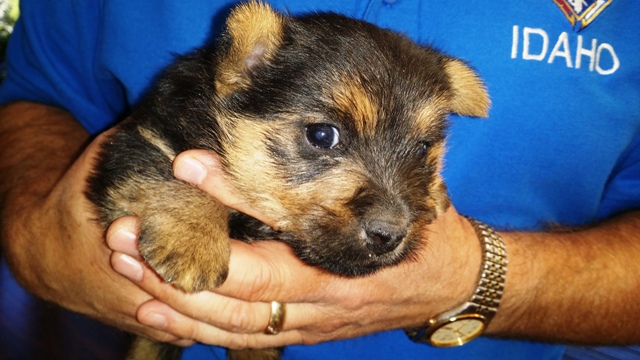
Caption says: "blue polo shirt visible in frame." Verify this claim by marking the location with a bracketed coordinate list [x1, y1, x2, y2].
[1, 1, 638, 359]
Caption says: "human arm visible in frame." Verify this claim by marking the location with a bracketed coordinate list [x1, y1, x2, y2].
[492, 213, 640, 343]
[0, 101, 193, 345]
[108, 149, 640, 349]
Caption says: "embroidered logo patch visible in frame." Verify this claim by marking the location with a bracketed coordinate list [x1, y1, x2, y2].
[553, 0, 613, 31]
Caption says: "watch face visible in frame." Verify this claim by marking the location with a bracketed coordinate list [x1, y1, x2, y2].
[429, 315, 486, 347]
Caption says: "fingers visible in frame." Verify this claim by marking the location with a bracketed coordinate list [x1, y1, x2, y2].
[217, 240, 329, 302]
[106, 216, 141, 258]
[106, 216, 331, 327]
[125, 256, 316, 347]
[107, 227, 271, 336]
[106, 217, 196, 345]
[138, 298, 306, 349]
[105, 216, 297, 302]
[173, 150, 275, 227]
[107, 216, 144, 281]
[108, 228, 330, 344]
[125, 249, 317, 336]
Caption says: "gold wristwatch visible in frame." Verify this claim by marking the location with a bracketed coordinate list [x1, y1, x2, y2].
[406, 216, 507, 347]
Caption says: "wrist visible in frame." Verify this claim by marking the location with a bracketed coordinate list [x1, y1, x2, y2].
[407, 216, 507, 346]
[436, 212, 484, 313]
[483, 231, 537, 336]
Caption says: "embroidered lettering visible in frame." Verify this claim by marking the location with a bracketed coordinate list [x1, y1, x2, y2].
[576, 35, 596, 71]
[548, 32, 572, 68]
[511, 25, 619, 75]
[595, 43, 619, 75]
[522, 27, 548, 61]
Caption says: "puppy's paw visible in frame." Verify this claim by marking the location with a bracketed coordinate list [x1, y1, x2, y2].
[138, 217, 231, 293]
[142, 244, 230, 293]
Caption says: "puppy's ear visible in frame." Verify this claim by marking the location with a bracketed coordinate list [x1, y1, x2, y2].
[216, 1, 285, 96]
[443, 59, 491, 118]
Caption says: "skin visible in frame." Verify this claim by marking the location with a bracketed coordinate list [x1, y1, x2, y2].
[128, 151, 640, 347]
[2, 101, 640, 352]
[0, 102, 190, 346]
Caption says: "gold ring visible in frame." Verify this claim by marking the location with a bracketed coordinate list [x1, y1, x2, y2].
[264, 301, 286, 335]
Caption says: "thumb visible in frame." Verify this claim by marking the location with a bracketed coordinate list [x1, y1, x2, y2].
[172, 149, 276, 227]
[216, 239, 330, 302]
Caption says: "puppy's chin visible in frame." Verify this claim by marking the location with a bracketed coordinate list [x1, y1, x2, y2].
[281, 233, 419, 277]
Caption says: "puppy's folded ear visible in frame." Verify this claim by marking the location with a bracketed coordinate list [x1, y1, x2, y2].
[444, 59, 491, 118]
[216, 1, 285, 96]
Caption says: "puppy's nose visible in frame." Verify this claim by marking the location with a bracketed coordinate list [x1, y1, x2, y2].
[364, 220, 407, 255]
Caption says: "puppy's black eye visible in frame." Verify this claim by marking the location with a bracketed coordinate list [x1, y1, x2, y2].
[417, 141, 429, 157]
[306, 124, 340, 149]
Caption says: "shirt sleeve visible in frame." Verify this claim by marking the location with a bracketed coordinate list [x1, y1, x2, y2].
[0, 0, 127, 134]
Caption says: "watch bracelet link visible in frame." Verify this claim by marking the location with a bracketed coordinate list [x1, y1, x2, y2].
[405, 216, 508, 342]
[466, 216, 507, 319]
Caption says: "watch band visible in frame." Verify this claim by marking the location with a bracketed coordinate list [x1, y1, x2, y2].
[464, 216, 508, 320]
[405, 216, 507, 345]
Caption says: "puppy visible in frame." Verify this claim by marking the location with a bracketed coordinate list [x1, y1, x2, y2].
[86, 2, 489, 359]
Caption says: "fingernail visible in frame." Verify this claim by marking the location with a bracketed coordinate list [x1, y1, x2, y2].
[107, 227, 136, 249]
[175, 156, 206, 185]
[144, 313, 168, 330]
[114, 253, 143, 282]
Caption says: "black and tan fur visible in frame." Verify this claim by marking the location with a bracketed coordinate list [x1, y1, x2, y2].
[86, 2, 489, 359]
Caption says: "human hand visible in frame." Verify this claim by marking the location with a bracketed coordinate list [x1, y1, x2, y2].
[0, 104, 192, 346]
[109, 149, 482, 349]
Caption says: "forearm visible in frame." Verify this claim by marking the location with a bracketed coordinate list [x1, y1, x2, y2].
[0, 101, 90, 291]
[0, 101, 194, 343]
[489, 211, 640, 344]
[0, 101, 89, 204]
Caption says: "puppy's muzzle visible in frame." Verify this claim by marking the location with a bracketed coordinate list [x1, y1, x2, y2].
[364, 219, 407, 255]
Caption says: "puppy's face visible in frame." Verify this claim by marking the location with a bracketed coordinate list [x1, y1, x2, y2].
[212, 3, 489, 276]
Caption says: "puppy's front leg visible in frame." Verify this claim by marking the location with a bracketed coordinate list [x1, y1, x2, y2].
[132, 179, 231, 293]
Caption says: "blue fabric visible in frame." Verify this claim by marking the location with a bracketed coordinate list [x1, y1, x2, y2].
[183, 331, 566, 360]
[1, 0, 639, 359]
